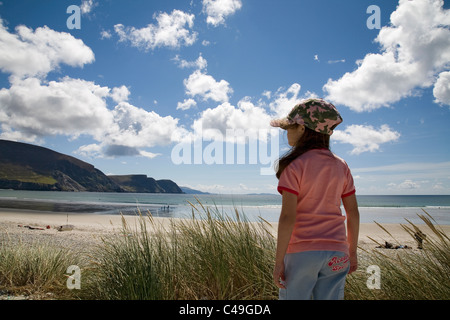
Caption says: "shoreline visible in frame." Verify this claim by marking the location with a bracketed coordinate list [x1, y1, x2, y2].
[1, 204, 449, 226]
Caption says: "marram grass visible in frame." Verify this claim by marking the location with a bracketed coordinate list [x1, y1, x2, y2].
[83, 199, 277, 300]
[0, 236, 84, 299]
[0, 204, 449, 300]
[345, 210, 450, 300]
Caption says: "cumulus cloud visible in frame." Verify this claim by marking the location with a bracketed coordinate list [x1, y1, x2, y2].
[0, 76, 181, 157]
[202, 0, 242, 26]
[184, 69, 233, 103]
[324, 0, 450, 111]
[0, 78, 183, 158]
[108, 102, 180, 148]
[0, 77, 112, 141]
[0, 21, 187, 159]
[191, 98, 272, 143]
[268, 83, 302, 117]
[333, 124, 401, 154]
[177, 98, 197, 110]
[76, 101, 183, 159]
[114, 10, 197, 50]
[110, 85, 130, 103]
[0, 19, 94, 78]
[185, 83, 320, 144]
[433, 71, 450, 106]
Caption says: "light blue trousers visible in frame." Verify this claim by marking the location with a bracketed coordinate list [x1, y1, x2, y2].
[279, 251, 350, 300]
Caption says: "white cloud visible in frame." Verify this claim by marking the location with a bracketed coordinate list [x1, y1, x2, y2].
[0, 21, 187, 160]
[433, 182, 445, 190]
[184, 69, 233, 103]
[75, 100, 183, 158]
[183, 183, 227, 193]
[433, 71, 450, 106]
[110, 85, 130, 103]
[202, 0, 242, 26]
[191, 97, 272, 143]
[333, 124, 400, 154]
[76, 143, 103, 158]
[262, 90, 271, 99]
[100, 30, 112, 39]
[80, 0, 97, 15]
[0, 76, 183, 159]
[324, 0, 450, 111]
[268, 83, 318, 118]
[327, 59, 345, 64]
[139, 150, 161, 159]
[385, 179, 422, 191]
[177, 98, 197, 110]
[397, 179, 421, 190]
[0, 77, 112, 141]
[105, 102, 181, 149]
[352, 162, 450, 194]
[173, 53, 207, 70]
[114, 10, 197, 50]
[0, 19, 94, 78]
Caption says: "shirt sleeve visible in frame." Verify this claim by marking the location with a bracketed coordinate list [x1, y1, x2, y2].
[277, 164, 300, 196]
[341, 163, 356, 198]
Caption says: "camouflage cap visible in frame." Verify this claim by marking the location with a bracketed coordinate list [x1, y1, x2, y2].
[270, 98, 342, 135]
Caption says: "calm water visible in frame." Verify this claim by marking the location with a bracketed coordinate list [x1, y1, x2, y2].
[0, 190, 449, 225]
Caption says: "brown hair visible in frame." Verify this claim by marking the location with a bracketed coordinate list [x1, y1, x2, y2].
[275, 124, 330, 179]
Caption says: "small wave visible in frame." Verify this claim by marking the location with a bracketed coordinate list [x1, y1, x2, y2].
[425, 206, 450, 209]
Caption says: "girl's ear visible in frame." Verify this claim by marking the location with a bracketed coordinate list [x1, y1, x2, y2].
[297, 125, 305, 135]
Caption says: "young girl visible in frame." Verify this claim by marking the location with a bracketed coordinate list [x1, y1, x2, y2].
[271, 98, 360, 300]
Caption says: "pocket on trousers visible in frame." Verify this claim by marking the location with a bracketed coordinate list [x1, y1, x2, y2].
[327, 254, 349, 273]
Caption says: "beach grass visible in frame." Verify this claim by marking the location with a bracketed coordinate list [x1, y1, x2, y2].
[0, 204, 449, 300]
[345, 210, 450, 300]
[82, 199, 277, 300]
[0, 236, 84, 299]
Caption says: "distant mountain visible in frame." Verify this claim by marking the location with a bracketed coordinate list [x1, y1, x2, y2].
[0, 139, 182, 193]
[109, 175, 182, 193]
[180, 186, 210, 194]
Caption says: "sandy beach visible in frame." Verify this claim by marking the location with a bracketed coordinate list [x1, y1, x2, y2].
[0, 209, 184, 252]
[1, 208, 448, 252]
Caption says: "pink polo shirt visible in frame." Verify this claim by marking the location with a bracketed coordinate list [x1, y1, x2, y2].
[277, 149, 355, 255]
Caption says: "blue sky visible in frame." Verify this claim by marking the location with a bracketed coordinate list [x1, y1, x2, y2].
[0, 0, 449, 195]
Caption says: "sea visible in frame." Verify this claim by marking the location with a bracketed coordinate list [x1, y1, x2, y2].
[0, 190, 449, 225]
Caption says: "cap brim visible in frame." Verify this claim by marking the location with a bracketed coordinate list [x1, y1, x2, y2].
[270, 118, 290, 128]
